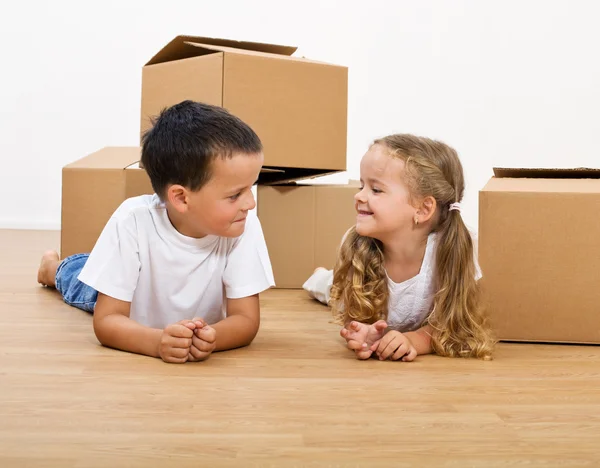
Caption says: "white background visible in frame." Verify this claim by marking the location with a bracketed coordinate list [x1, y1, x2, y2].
[1, 0, 599, 231]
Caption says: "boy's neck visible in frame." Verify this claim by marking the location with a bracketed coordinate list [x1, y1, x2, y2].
[165, 203, 208, 239]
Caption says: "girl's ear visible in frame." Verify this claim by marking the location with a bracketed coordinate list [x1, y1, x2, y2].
[417, 196, 437, 223]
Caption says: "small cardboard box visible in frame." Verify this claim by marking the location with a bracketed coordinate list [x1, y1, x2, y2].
[479, 167, 600, 344]
[257, 183, 359, 288]
[141, 35, 348, 184]
[61, 147, 152, 258]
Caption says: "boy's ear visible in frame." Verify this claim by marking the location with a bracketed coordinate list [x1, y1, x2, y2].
[417, 196, 437, 223]
[166, 185, 189, 213]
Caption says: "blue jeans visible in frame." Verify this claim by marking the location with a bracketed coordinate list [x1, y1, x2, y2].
[55, 254, 97, 313]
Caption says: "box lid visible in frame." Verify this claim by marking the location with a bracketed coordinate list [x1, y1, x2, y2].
[483, 167, 600, 194]
[494, 167, 600, 179]
[146, 35, 297, 66]
[64, 147, 141, 170]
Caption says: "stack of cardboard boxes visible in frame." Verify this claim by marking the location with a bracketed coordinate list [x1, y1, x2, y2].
[61, 35, 357, 288]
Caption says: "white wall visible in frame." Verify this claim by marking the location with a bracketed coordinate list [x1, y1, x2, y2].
[2, 0, 599, 231]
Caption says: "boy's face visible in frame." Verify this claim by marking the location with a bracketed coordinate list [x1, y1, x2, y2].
[170, 152, 264, 238]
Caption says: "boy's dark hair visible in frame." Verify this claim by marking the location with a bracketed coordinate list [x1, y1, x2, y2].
[141, 100, 263, 198]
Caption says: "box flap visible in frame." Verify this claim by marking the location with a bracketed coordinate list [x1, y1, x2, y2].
[494, 167, 600, 179]
[105, 148, 340, 184]
[65, 147, 141, 170]
[279, 179, 360, 188]
[146, 35, 297, 65]
[184, 42, 328, 64]
[258, 167, 342, 185]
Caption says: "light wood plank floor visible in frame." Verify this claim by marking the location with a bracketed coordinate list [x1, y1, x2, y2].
[1, 229, 600, 467]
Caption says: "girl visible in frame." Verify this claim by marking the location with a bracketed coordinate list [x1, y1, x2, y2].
[303, 134, 495, 361]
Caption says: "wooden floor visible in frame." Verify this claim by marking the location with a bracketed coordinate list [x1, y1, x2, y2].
[1, 230, 600, 467]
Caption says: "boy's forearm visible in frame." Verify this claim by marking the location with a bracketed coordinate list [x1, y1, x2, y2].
[211, 315, 259, 351]
[404, 325, 433, 356]
[93, 314, 162, 358]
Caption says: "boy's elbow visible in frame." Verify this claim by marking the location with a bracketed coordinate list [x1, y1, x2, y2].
[92, 293, 132, 348]
[245, 317, 260, 346]
[239, 316, 260, 347]
[93, 312, 123, 348]
[92, 315, 110, 346]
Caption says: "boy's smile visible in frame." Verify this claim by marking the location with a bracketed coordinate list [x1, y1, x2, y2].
[167, 152, 264, 239]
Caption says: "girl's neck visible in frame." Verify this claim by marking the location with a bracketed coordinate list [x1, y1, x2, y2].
[382, 231, 430, 283]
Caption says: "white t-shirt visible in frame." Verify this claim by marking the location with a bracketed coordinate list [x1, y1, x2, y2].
[78, 194, 275, 329]
[302, 232, 482, 332]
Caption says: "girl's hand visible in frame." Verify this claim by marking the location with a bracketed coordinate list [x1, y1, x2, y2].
[340, 320, 388, 360]
[372, 330, 417, 362]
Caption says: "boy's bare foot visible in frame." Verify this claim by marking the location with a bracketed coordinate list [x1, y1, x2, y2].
[37, 250, 60, 288]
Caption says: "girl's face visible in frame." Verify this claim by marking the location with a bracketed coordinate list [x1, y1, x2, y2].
[354, 144, 418, 242]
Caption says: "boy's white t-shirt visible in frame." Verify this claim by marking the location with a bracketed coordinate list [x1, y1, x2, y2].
[302, 232, 482, 332]
[78, 194, 275, 329]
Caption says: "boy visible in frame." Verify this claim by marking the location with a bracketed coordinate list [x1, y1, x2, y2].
[37, 100, 275, 363]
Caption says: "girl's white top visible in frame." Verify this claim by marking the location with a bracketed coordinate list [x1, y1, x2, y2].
[302, 232, 482, 331]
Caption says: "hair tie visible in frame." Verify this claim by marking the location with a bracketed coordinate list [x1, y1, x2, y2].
[449, 202, 461, 212]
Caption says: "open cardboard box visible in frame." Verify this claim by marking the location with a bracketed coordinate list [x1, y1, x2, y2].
[479, 167, 600, 344]
[140, 35, 348, 185]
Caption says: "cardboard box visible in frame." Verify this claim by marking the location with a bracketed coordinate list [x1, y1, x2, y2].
[61, 147, 152, 258]
[479, 167, 600, 344]
[257, 183, 359, 288]
[140, 35, 348, 184]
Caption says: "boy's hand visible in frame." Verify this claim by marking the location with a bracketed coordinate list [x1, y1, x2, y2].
[188, 318, 217, 362]
[158, 320, 196, 363]
[372, 330, 417, 362]
[340, 320, 388, 360]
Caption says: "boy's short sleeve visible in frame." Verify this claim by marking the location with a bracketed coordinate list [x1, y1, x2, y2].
[77, 213, 141, 302]
[223, 211, 275, 299]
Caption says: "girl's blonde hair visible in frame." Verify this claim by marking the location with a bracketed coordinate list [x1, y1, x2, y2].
[330, 134, 495, 359]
